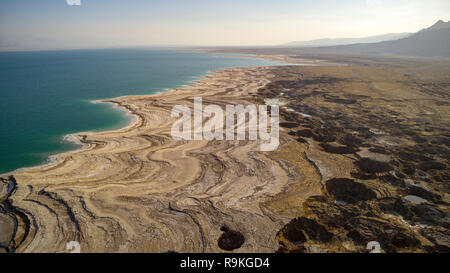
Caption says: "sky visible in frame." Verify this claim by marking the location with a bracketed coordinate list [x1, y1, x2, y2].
[0, 0, 449, 49]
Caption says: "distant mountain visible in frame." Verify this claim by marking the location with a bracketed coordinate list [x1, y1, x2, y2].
[300, 20, 450, 57]
[282, 33, 411, 47]
[417, 19, 450, 33]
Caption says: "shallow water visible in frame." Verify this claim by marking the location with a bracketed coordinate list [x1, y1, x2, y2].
[0, 49, 283, 174]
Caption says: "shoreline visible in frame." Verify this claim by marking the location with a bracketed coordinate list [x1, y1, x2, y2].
[1, 99, 142, 177]
[0, 49, 285, 177]
[3, 53, 448, 253]
[1, 53, 282, 177]
[7, 65, 303, 253]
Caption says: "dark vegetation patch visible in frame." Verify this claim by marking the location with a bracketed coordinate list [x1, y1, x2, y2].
[380, 174, 405, 187]
[325, 178, 376, 203]
[410, 204, 446, 225]
[378, 197, 415, 221]
[281, 111, 299, 122]
[353, 127, 374, 139]
[418, 161, 446, 171]
[412, 135, 427, 144]
[354, 158, 393, 174]
[394, 171, 406, 178]
[439, 137, 450, 148]
[338, 134, 364, 147]
[279, 217, 333, 244]
[296, 129, 314, 138]
[320, 143, 358, 154]
[397, 151, 433, 163]
[421, 227, 450, 252]
[279, 222, 307, 245]
[279, 122, 300, 128]
[430, 137, 450, 147]
[369, 146, 390, 155]
[415, 144, 443, 156]
[312, 128, 337, 142]
[346, 217, 421, 251]
[351, 172, 378, 180]
[324, 95, 357, 104]
[402, 166, 416, 175]
[406, 186, 442, 202]
[218, 225, 245, 251]
[300, 77, 343, 85]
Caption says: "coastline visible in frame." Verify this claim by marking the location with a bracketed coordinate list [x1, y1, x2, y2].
[52, 56, 284, 171]
[1, 99, 142, 177]
[5, 65, 306, 253]
[0, 49, 285, 177]
[0, 55, 274, 177]
[2, 53, 449, 253]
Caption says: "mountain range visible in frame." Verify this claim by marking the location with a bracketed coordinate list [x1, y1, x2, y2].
[289, 20, 450, 57]
[282, 33, 412, 47]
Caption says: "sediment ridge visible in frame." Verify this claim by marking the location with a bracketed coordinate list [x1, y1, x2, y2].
[2, 66, 304, 252]
[1, 58, 449, 253]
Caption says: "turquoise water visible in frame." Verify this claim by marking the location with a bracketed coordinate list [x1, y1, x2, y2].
[0, 49, 282, 174]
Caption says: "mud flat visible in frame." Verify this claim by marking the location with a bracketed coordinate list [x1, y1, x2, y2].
[1, 55, 449, 253]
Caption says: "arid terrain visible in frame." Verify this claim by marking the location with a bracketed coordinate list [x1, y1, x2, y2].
[1, 54, 449, 253]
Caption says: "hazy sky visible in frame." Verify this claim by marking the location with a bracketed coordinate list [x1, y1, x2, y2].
[0, 0, 449, 49]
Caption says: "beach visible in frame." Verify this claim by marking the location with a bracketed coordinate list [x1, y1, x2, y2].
[2, 66, 307, 252]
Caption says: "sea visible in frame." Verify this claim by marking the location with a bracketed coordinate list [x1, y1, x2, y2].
[0, 48, 283, 174]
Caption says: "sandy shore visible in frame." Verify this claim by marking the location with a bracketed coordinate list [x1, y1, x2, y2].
[3, 66, 318, 253]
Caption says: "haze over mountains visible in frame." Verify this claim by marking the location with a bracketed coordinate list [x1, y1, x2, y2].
[282, 33, 412, 47]
[289, 20, 450, 57]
